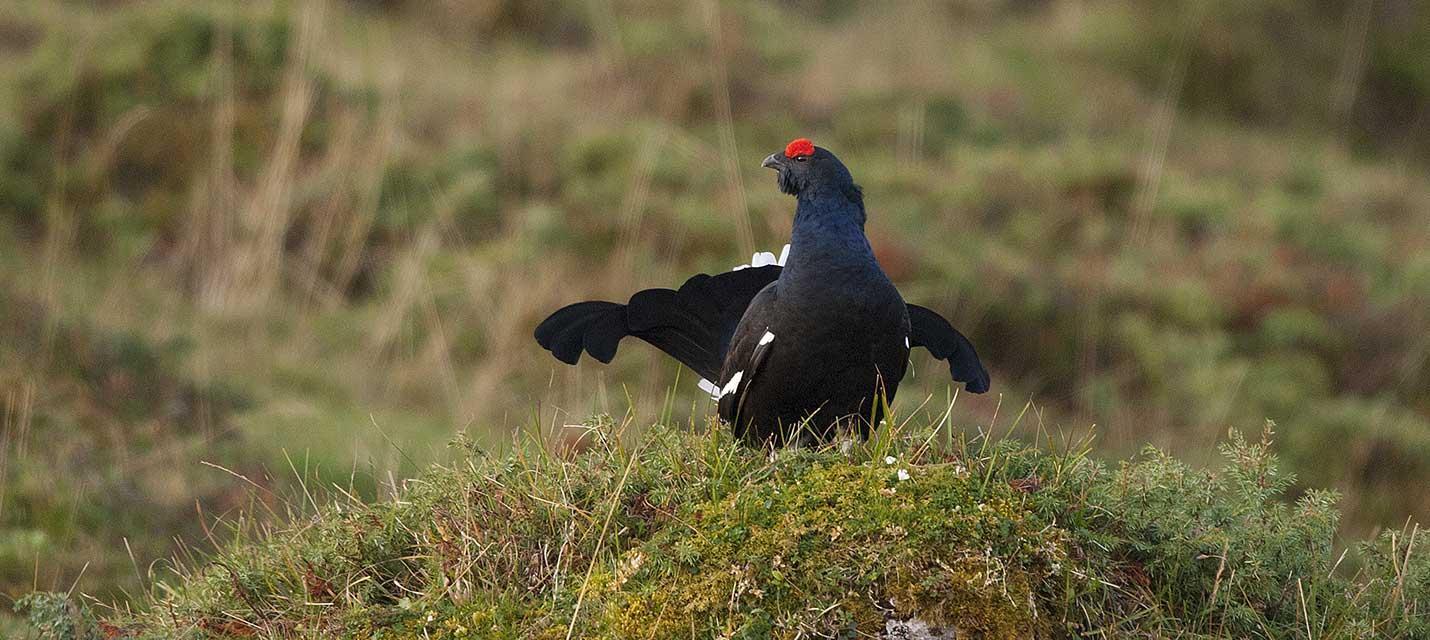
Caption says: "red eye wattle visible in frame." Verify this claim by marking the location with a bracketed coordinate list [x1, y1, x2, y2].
[784, 138, 814, 159]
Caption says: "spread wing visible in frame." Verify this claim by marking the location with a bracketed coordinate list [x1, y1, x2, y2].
[534, 265, 781, 382]
[907, 303, 990, 393]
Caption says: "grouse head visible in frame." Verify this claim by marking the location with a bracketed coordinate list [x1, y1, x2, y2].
[762, 138, 859, 202]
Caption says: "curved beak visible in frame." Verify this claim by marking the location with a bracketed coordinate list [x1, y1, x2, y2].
[761, 153, 783, 170]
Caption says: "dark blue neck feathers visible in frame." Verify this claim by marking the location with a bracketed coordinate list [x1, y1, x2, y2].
[785, 187, 875, 277]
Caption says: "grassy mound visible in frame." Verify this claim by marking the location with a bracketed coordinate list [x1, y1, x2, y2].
[22, 418, 1427, 639]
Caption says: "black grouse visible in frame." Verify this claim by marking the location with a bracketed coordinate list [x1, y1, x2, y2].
[535, 138, 989, 445]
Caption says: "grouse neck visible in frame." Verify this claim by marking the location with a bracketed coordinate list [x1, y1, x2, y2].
[782, 192, 875, 280]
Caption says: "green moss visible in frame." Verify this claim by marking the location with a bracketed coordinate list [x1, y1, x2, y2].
[606, 462, 1056, 638]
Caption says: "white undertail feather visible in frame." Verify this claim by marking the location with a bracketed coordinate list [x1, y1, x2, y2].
[905, 337, 914, 378]
[720, 371, 744, 398]
[732, 244, 791, 271]
[698, 378, 721, 400]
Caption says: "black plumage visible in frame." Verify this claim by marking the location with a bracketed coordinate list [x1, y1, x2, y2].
[535, 139, 989, 445]
[908, 304, 990, 394]
[534, 265, 782, 382]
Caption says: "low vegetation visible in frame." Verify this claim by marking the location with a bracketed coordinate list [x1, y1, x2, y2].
[18, 417, 1430, 639]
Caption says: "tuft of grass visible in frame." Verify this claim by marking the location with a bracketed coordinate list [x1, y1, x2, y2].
[13, 592, 103, 640]
[17, 416, 1415, 639]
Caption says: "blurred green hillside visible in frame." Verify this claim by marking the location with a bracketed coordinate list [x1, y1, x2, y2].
[0, 0, 1427, 627]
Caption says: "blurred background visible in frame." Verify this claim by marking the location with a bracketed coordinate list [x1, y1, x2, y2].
[0, 0, 1426, 624]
